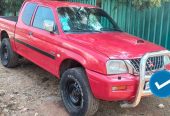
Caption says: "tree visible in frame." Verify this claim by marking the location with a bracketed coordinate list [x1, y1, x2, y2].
[5, 0, 24, 16]
[131, 0, 170, 9]
[117, 0, 170, 9]
[0, 0, 24, 16]
[0, 0, 6, 15]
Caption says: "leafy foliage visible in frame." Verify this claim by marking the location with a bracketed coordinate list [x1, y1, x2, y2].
[116, 0, 170, 9]
[0, 0, 24, 16]
[0, 0, 6, 15]
[6, 0, 24, 16]
[1, 0, 170, 16]
[131, 0, 170, 9]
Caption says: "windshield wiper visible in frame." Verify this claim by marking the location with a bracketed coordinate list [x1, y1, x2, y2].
[100, 28, 122, 32]
[81, 29, 102, 33]
[66, 28, 102, 33]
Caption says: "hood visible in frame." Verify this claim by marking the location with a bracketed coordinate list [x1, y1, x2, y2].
[66, 32, 165, 59]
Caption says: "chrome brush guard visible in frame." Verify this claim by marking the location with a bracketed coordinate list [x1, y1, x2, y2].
[120, 50, 170, 108]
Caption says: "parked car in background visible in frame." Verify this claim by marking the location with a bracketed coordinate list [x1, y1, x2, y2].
[0, 0, 170, 115]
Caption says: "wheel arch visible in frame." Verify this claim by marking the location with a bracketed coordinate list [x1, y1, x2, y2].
[0, 30, 9, 41]
[59, 58, 85, 77]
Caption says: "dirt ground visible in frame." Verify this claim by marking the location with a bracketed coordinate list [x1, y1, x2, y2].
[0, 60, 170, 116]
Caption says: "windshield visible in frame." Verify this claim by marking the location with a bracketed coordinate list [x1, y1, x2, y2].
[57, 7, 122, 33]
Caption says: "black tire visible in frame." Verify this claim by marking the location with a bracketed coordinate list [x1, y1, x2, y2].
[60, 68, 99, 116]
[0, 38, 19, 68]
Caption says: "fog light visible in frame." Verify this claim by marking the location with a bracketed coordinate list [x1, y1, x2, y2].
[112, 86, 127, 91]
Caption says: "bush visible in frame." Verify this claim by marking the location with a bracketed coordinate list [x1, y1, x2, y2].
[0, 0, 6, 15]
[117, 0, 170, 9]
[131, 0, 170, 9]
[0, 0, 24, 16]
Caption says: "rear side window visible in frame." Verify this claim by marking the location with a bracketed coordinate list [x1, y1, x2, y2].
[33, 6, 55, 30]
[22, 3, 37, 25]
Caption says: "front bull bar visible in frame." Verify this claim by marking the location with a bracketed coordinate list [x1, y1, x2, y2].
[120, 50, 170, 108]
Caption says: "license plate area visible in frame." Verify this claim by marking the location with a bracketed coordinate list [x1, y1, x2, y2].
[144, 81, 150, 90]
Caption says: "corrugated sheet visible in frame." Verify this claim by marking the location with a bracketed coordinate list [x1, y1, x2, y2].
[68, 0, 170, 50]
[101, 0, 170, 50]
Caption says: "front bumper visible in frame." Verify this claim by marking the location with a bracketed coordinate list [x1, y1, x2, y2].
[86, 50, 170, 108]
[86, 70, 139, 101]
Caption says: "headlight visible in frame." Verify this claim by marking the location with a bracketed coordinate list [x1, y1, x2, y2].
[164, 55, 170, 65]
[106, 60, 128, 74]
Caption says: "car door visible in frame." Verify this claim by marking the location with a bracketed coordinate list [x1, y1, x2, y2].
[15, 2, 37, 57]
[26, 6, 60, 74]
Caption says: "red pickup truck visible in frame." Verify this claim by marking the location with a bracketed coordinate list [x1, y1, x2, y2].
[0, 0, 170, 115]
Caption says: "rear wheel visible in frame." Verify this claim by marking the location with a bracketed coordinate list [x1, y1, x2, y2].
[0, 38, 19, 68]
[60, 68, 99, 116]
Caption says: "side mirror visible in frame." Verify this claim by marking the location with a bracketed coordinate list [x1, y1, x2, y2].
[43, 20, 55, 32]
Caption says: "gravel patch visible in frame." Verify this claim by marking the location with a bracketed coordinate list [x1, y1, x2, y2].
[0, 60, 170, 116]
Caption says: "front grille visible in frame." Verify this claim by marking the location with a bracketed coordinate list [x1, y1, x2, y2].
[130, 56, 164, 72]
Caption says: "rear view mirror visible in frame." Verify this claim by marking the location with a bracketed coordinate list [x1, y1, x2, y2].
[43, 20, 55, 32]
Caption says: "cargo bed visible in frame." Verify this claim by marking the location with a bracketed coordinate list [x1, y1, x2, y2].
[0, 16, 18, 22]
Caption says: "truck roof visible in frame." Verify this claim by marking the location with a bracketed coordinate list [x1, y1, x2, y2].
[26, 0, 97, 8]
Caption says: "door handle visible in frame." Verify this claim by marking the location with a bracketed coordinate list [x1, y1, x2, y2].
[28, 32, 33, 36]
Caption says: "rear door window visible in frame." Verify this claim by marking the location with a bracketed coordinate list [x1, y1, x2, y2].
[22, 3, 37, 25]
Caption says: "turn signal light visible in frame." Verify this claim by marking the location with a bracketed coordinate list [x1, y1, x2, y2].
[112, 86, 127, 91]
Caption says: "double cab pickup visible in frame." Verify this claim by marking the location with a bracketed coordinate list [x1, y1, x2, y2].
[0, 0, 170, 115]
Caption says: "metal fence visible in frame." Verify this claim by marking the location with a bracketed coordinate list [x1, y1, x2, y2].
[68, 0, 170, 50]
[101, 0, 170, 50]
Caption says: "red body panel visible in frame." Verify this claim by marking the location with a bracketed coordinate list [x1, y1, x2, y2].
[0, 0, 167, 102]
[86, 69, 138, 101]
[0, 18, 17, 51]
[66, 32, 165, 59]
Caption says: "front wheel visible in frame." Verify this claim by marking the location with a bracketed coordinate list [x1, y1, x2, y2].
[60, 68, 99, 116]
[0, 38, 19, 68]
